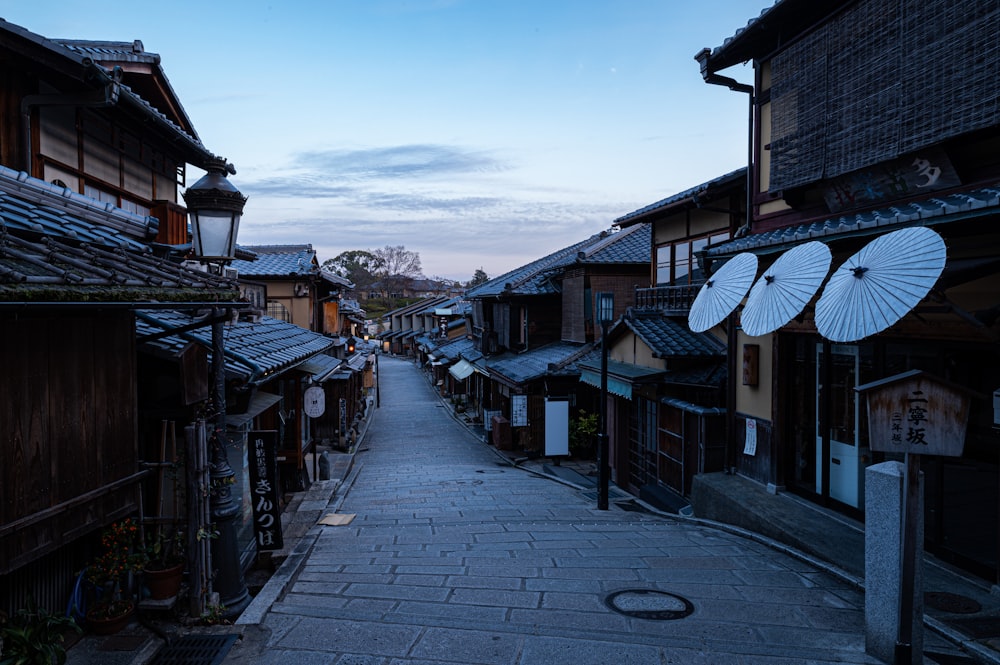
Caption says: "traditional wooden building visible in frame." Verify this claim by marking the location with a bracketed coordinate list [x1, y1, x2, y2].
[693, 0, 1000, 582]
[0, 19, 246, 614]
[464, 224, 650, 455]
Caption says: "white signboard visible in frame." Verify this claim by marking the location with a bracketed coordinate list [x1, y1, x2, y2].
[743, 418, 757, 456]
[511, 395, 528, 428]
[303, 385, 325, 418]
[544, 399, 569, 457]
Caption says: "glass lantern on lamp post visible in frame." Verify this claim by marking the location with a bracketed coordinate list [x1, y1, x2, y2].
[183, 158, 247, 264]
[183, 158, 251, 619]
[596, 292, 615, 511]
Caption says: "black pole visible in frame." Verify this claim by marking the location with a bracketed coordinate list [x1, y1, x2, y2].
[210, 311, 251, 619]
[376, 351, 381, 408]
[895, 453, 921, 664]
[598, 318, 610, 511]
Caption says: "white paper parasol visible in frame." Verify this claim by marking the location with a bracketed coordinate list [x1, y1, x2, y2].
[741, 241, 832, 337]
[688, 252, 758, 333]
[815, 226, 946, 342]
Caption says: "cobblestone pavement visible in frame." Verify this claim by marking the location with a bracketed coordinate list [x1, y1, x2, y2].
[225, 355, 962, 665]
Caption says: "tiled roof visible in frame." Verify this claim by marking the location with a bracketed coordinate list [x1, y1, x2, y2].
[0, 167, 237, 303]
[136, 311, 333, 383]
[571, 223, 650, 265]
[433, 336, 474, 362]
[467, 227, 648, 299]
[230, 245, 316, 277]
[486, 341, 592, 385]
[56, 39, 159, 66]
[0, 166, 156, 245]
[319, 269, 353, 288]
[624, 310, 725, 358]
[706, 184, 1000, 258]
[577, 357, 665, 381]
[615, 169, 746, 226]
[662, 362, 727, 388]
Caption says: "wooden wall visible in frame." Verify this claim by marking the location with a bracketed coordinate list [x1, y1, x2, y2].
[0, 311, 140, 575]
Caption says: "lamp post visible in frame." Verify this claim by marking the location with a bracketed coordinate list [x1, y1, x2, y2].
[183, 158, 251, 619]
[596, 292, 615, 511]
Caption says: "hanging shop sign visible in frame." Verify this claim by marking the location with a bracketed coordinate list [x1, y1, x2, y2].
[304, 385, 325, 418]
[248, 430, 284, 551]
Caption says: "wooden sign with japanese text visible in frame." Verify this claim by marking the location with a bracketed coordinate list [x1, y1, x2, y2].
[856, 370, 971, 457]
[248, 430, 284, 550]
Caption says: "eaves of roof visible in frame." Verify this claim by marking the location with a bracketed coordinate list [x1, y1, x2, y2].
[56, 38, 198, 139]
[0, 19, 224, 169]
[700, 1, 846, 75]
[706, 183, 1000, 259]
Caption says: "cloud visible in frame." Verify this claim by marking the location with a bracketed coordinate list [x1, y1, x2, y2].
[294, 144, 506, 180]
[234, 140, 635, 279]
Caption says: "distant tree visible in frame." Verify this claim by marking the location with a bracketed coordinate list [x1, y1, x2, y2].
[371, 245, 423, 307]
[430, 276, 461, 291]
[322, 250, 378, 292]
[465, 267, 489, 288]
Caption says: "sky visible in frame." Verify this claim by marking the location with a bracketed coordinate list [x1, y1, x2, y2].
[5, 1, 766, 282]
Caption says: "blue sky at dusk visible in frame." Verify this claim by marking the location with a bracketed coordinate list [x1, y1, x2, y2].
[5, 1, 766, 281]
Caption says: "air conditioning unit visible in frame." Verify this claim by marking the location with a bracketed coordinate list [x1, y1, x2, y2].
[294, 283, 309, 297]
[223, 267, 239, 280]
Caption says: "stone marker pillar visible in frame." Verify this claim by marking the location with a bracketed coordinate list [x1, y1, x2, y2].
[865, 461, 923, 664]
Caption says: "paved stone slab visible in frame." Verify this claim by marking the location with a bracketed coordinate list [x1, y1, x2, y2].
[226, 356, 903, 664]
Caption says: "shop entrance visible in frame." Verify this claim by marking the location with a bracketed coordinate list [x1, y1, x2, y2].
[815, 344, 864, 508]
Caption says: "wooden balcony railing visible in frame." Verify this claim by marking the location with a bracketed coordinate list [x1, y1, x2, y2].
[634, 283, 702, 315]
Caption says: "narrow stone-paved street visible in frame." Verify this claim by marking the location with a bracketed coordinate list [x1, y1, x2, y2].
[236, 355, 888, 664]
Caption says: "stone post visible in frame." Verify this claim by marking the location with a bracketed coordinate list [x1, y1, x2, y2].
[865, 461, 923, 664]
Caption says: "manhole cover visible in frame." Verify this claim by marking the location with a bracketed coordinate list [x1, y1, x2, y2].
[925, 591, 982, 614]
[150, 634, 238, 665]
[605, 589, 694, 620]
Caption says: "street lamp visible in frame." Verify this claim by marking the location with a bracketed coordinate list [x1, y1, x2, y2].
[184, 158, 251, 619]
[596, 292, 615, 511]
[183, 158, 247, 263]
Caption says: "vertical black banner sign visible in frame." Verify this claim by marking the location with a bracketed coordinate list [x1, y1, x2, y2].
[248, 430, 284, 551]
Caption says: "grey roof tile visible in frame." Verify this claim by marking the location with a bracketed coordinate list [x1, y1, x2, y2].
[625, 310, 725, 358]
[0, 168, 236, 302]
[707, 183, 1000, 257]
[230, 245, 316, 277]
[467, 225, 650, 299]
[486, 341, 592, 385]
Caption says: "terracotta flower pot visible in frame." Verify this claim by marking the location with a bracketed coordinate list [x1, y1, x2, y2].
[144, 562, 184, 600]
[86, 600, 134, 635]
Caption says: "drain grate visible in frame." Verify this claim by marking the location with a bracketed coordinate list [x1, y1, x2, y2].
[925, 591, 982, 614]
[150, 634, 238, 665]
[605, 589, 694, 621]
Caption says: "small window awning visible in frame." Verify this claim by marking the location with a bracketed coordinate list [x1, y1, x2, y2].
[225, 391, 281, 429]
[449, 359, 475, 381]
[578, 360, 665, 400]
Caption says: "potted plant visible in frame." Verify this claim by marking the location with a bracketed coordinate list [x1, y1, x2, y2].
[0, 597, 81, 665]
[569, 410, 598, 460]
[142, 526, 185, 600]
[84, 518, 146, 634]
